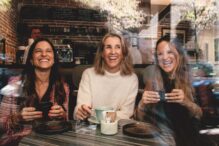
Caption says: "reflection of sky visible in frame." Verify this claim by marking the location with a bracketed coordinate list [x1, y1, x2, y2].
[192, 80, 211, 87]
[193, 77, 219, 101]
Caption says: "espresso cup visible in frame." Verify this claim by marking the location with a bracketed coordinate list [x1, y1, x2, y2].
[37, 101, 53, 120]
[158, 90, 166, 102]
[95, 106, 113, 122]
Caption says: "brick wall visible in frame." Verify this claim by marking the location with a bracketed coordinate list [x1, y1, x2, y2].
[18, 0, 106, 43]
[0, 0, 18, 64]
[17, 0, 106, 62]
[0, 0, 100, 64]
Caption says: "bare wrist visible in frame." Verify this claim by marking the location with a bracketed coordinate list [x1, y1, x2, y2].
[138, 100, 145, 112]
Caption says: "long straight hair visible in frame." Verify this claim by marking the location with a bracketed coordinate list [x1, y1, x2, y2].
[21, 38, 66, 107]
[94, 33, 134, 75]
[154, 35, 194, 101]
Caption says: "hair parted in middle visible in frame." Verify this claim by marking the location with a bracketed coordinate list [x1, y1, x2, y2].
[94, 32, 134, 75]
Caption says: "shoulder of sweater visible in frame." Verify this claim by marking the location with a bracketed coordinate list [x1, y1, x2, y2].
[83, 67, 95, 75]
[118, 73, 138, 83]
[126, 72, 138, 80]
[129, 73, 138, 83]
[84, 67, 94, 72]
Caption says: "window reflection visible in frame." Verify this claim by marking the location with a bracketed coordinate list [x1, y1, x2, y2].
[0, 0, 219, 144]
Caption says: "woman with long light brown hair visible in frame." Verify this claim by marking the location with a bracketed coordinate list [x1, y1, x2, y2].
[74, 33, 138, 120]
[135, 35, 206, 146]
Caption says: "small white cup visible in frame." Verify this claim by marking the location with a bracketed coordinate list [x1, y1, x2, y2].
[100, 120, 118, 135]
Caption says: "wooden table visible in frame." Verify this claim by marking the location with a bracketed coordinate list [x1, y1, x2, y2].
[19, 119, 175, 146]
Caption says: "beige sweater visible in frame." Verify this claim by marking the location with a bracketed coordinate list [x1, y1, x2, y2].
[74, 67, 138, 120]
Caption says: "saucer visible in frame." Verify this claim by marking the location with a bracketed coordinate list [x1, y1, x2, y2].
[123, 122, 160, 138]
[33, 120, 72, 134]
[88, 116, 99, 124]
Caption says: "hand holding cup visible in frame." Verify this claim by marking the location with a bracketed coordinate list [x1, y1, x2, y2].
[48, 104, 66, 119]
[142, 91, 160, 104]
[21, 107, 42, 121]
[37, 101, 53, 120]
[76, 104, 92, 120]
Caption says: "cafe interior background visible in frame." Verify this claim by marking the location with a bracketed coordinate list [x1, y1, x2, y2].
[0, 0, 219, 122]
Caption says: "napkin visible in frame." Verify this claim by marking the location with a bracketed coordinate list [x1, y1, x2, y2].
[0, 81, 22, 97]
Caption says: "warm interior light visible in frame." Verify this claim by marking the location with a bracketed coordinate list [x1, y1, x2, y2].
[0, 0, 11, 11]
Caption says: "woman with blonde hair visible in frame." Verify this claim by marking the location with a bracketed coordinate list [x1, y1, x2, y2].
[74, 33, 138, 120]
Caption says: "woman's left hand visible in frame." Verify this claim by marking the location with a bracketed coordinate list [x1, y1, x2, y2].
[165, 89, 186, 104]
[48, 105, 66, 119]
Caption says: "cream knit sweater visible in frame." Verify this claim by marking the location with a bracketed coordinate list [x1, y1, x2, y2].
[74, 67, 138, 120]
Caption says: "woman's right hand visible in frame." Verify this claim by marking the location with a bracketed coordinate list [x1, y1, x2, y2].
[142, 91, 160, 104]
[76, 104, 92, 120]
[21, 107, 42, 121]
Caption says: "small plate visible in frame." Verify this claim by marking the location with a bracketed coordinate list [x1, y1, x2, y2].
[123, 122, 160, 138]
[33, 120, 72, 135]
[88, 116, 99, 124]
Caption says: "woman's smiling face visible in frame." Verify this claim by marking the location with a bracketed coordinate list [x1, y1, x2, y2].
[102, 36, 123, 73]
[31, 41, 54, 70]
[156, 41, 179, 74]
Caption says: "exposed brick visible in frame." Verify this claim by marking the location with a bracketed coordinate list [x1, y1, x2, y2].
[0, 0, 18, 64]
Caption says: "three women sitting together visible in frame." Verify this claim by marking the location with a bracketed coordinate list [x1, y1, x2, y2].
[0, 33, 205, 146]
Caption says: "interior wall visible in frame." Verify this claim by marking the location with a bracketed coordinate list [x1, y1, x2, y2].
[0, 0, 18, 64]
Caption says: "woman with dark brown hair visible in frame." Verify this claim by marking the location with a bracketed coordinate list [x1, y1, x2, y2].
[0, 38, 69, 145]
[135, 35, 208, 146]
[74, 33, 138, 120]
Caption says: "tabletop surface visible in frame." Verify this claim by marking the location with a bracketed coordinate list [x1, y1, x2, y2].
[19, 119, 175, 146]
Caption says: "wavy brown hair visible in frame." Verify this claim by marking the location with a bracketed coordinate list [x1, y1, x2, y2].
[20, 38, 66, 108]
[94, 33, 133, 75]
[153, 35, 194, 101]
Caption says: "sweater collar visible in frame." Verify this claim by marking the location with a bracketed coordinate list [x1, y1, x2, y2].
[104, 69, 121, 76]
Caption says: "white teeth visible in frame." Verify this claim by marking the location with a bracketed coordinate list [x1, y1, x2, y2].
[163, 60, 172, 65]
[109, 56, 117, 60]
[39, 59, 49, 62]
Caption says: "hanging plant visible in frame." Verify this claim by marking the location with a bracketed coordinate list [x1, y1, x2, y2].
[74, 0, 146, 31]
[0, 0, 11, 11]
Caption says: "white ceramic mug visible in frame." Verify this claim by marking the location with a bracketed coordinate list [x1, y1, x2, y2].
[101, 120, 118, 135]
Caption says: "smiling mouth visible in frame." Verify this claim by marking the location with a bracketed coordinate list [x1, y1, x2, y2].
[108, 56, 118, 61]
[39, 58, 50, 62]
[162, 60, 173, 67]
